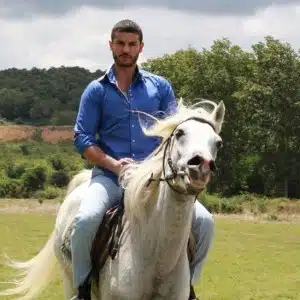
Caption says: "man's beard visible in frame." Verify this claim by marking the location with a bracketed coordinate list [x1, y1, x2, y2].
[113, 52, 139, 68]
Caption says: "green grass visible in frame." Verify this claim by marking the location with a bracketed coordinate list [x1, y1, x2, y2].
[0, 213, 300, 299]
[197, 218, 300, 299]
[0, 213, 63, 299]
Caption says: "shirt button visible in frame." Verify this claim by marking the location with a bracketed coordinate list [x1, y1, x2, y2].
[132, 154, 135, 157]
[132, 125, 135, 128]
[132, 139, 135, 143]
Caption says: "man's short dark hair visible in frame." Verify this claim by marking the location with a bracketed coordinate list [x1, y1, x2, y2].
[111, 19, 143, 42]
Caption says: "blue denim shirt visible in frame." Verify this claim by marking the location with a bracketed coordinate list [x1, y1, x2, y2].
[74, 64, 177, 179]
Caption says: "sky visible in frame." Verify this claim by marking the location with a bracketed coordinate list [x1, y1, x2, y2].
[1, 1, 300, 71]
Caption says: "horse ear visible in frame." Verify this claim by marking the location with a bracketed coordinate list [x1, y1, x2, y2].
[212, 101, 225, 133]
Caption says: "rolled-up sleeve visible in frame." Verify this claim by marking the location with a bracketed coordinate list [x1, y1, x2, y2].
[158, 78, 178, 117]
[74, 80, 104, 154]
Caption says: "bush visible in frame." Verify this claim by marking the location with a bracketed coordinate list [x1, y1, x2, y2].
[199, 193, 221, 213]
[5, 164, 26, 179]
[19, 144, 30, 155]
[35, 186, 63, 199]
[220, 199, 244, 214]
[22, 166, 47, 192]
[50, 170, 70, 187]
[0, 178, 24, 198]
[49, 156, 65, 171]
[257, 200, 268, 213]
[235, 192, 259, 203]
[199, 193, 244, 214]
[32, 128, 42, 141]
[274, 197, 300, 214]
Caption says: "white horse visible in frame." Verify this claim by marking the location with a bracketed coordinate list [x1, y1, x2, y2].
[1, 99, 225, 300]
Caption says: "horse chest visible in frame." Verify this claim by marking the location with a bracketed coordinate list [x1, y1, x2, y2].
[98, 256, 189, 300]
[98, 246, 155, 299]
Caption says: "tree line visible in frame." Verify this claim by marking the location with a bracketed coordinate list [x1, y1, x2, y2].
[1, 35, 300, 199]
[0, 66, 104, 125]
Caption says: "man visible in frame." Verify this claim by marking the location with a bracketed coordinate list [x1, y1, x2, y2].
[72, 19, 214, 300]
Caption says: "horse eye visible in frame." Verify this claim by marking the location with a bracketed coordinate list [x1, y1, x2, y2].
[216, 140, 223, 149]
[175, 129, 184, 139]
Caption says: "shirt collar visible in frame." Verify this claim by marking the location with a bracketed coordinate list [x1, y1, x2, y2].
[100, 63, 144, 84]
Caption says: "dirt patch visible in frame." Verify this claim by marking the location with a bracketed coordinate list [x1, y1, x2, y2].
[0, 125, 73, 143]
[0, 125, 35, 141]
[42, 126, 74, 143]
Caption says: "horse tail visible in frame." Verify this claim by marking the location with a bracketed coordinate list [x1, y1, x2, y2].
[0, 169, 92, 299]
[0, 231, 57, 300]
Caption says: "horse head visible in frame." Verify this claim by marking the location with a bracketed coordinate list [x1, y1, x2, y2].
[161, 99, 225, 195]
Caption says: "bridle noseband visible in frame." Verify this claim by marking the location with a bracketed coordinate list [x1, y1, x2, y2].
[146, 117, 216, 197]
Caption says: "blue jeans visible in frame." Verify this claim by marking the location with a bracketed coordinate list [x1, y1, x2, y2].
[71, 167, 214, 288]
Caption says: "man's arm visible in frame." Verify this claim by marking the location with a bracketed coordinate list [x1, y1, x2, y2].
[74, 81, 123, 174]
[158, 78, 178, 116]
[82, 146, 122, 175]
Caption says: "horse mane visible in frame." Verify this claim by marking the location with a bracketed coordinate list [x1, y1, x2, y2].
[119, 98, 221, 222]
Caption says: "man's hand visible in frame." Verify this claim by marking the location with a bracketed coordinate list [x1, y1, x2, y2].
[83, 146, 135, 175]
[114, 157, 134, 175]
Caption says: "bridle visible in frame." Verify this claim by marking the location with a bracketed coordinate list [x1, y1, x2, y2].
[146, 116, 217, 197]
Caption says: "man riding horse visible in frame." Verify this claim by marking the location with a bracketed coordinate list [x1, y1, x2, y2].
[71, 19, 215, 300]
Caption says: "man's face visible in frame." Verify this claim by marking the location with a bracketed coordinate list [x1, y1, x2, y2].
[109, 31, 144, 68]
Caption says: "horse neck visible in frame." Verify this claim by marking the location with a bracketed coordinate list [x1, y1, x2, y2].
[132, 183, 195, 276]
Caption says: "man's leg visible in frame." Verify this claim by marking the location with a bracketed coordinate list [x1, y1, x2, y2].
[70, 168, 123, 299]
[189, 200, 215, 293]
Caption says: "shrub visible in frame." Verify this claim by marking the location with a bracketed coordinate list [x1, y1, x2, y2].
[0, 178, 24, 198]
[5, 164, 26, 179]
[257, 200, 268, 213]
[220, 199, 244, 214]
[19, 144, 30, 155]
[32, 128, 42, 141]
[22, 166, 47, 192]
[199, 193, 221, 213]
[199, 193, 244, 214]
[50, 170, 70, 187]
[49, 156, 65, 171]
[235, 192, 259, 203]
[35, 186, 62, 199]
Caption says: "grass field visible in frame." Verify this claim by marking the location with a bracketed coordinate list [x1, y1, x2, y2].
[0, 210, 300, 300]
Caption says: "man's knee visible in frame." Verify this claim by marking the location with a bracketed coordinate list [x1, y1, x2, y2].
[201, 212, 214, 233]
[73, 211, 105, 237]
[192, 207, 215, 240]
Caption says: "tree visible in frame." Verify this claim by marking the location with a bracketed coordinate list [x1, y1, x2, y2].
[235, 36, 300, 197]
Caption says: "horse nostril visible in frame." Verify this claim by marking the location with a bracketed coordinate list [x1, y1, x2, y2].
[187, 155, 203, 166]
[187, 156, 217, 172]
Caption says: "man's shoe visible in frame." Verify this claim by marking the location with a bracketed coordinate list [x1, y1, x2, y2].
[70, 275, 91, 300]
[70, 286, 91, 300]
[189, 285, 199, 300]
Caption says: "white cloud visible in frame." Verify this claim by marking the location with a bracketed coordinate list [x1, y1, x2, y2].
[242, 4, 300, 39]
[0, 4, 300, 71]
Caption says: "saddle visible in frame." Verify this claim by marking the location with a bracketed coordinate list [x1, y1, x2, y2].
[90, 204, 196, 284]
[90, 204, 124, 283]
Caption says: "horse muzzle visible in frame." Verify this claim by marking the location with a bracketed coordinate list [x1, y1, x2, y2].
[185, 155, 216, 188]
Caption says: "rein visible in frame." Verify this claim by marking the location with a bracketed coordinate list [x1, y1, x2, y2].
[146, 116, 216, 197]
